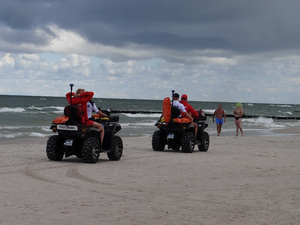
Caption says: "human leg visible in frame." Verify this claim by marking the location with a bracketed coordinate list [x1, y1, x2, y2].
[219, 124, 223, 135]
[237, 119, 244, 136]
[216, 124, 220, 136]
[92, 121, 105, 144]
[216, 118, 223, 136]
[234, 119, 239, 136]
[192, 122, 198, 138]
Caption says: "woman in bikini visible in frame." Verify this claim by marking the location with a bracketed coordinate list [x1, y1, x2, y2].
[234, 103, 244, 136]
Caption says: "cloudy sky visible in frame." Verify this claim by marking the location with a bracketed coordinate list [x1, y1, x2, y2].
[0, 0, 300, 103]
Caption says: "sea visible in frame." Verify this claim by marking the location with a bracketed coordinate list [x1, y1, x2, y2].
[0, 95, 300, 139]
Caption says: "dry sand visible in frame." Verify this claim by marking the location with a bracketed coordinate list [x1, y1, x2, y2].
[0, 129, 300, 225]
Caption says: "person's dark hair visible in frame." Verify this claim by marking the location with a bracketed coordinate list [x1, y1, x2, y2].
[174, 93, 179, 98]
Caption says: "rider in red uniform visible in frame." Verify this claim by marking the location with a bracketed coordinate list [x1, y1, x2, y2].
[180, 94, 199, 138]
[179, 94, 199, 118]
[66, 90, 94, 125]
[66, 89, 105, 144]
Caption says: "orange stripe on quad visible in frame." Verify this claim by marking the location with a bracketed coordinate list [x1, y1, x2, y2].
[52, 115, 69, 124]
[92, 114, 100, 119]
[173, 118, 192, 124]
[162, 97, 171, 123]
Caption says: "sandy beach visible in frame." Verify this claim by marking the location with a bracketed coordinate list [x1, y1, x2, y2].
[0, 129, 300, 225]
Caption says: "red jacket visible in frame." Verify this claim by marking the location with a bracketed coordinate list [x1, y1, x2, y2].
[179, 100, 199, 118]
[66, 92, 94, 122]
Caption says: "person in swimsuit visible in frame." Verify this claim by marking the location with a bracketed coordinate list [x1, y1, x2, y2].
[213, 104, 226, 136]
[234, 102, 244, 136]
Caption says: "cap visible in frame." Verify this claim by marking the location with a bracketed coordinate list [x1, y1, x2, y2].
[236, 102, 242, 107]
[181, 94, 188, 100]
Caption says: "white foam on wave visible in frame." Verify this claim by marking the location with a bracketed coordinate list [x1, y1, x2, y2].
[0, 132, 23, 138]
[121, 121, 156, 127]
[0, 107, 26, 113]
[28, 106, 64, 113]
[29, 132, 48, 137]
[203, 109, 215, 114]
[244, 117, 285, 128]
[122, 113, 161, 118]
[278, 104, 292, 108]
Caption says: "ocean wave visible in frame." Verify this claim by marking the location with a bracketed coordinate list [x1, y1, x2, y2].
[203, 109, 215, 114]
[122, 113, 161, 118]
[283, 111, 293, 115]
[243, 117, 285, 128]
[0, 132, 23, 138]
[28, 105, 65, 111]
[0, 107, 26, 113]
[121, 122, 156, 127]
[29, 132, 48, 137]
[278, 104, 292, 108]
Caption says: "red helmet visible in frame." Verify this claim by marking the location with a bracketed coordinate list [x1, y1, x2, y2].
[181, 94, 188, 100]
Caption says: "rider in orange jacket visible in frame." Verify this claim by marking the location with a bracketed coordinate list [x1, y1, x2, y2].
[66, 89, 105, 144]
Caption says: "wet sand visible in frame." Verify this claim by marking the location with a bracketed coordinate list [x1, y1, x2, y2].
[0, 128, 299, 225]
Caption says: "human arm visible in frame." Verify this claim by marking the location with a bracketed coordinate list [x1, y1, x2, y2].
[184, 111, 193, 121]
[187, 104, 199, 119]
[97, 110, 107, 117]
[212, 110, 216, 122]
[223, 110, 226, 122]
[80, 91, 94, 102]
[234, 108, 243, 117]
[66, 92, 80, 105]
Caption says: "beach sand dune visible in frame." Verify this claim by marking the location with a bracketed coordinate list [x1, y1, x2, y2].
[0, 134, 299, 225]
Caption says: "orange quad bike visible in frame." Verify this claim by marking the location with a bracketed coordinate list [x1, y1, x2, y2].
[46, 84, 123, 163]
[152, 90, 209, 153]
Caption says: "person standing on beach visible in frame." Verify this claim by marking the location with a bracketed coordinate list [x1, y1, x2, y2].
[234, 102, 244, 136]
[212, 104, 226, 136]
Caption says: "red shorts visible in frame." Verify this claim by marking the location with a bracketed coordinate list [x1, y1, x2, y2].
[84, 120, 94, 126]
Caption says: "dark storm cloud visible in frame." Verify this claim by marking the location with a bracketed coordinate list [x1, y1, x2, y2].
[1, 0, 300, 53]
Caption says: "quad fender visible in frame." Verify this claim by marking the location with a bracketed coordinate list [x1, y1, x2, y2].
[102, 123, 122, 151]
[197, 121, 208, 133]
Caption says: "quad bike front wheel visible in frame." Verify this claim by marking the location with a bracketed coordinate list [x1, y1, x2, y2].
[181, 132, 195, 153]
[82, 137, 100, 163]
[152, 130, 165, 151]
[198, 132, 209, 152]
[107, 135, 123, 161]
[46, 135, 64, 161]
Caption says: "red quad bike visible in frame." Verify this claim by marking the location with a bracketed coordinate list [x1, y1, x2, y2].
[46, 84, 123, 163]
[152, 90, 209, 153]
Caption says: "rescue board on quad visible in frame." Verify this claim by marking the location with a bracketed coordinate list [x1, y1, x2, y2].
[152, 95, 209, 153]
[46, 85, 123, 163]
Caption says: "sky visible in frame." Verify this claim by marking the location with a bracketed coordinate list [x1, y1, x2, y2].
[0, 0, 300, 104]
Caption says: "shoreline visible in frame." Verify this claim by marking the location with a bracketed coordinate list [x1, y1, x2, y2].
[1, 125, 299, 144]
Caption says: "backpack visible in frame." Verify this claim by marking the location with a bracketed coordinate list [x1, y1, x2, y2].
[64, 105, 85, 124]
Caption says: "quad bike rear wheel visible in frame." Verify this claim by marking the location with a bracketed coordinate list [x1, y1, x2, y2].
[46, 135, 64, 161]
[107, 136, 123, 161]
[152, 130, 165, 151]
[198, 131, 209, 152]
[82, 137, 100, 163]
[181, 132, 195, 153]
